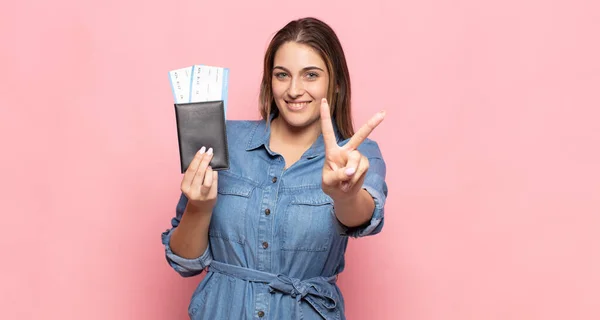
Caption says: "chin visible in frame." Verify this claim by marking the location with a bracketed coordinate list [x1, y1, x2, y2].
[278, 110, 318, 130]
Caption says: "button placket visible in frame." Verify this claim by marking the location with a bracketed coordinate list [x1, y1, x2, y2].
[255, 160, 284, 318]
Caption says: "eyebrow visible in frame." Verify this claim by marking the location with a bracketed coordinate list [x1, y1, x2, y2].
[273, 65, 325, 72]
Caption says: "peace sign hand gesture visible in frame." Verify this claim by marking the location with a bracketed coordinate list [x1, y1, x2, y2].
[320, 98, 385, 202]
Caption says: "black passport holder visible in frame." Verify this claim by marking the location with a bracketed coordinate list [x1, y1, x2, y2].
[174, 100, 229, 173]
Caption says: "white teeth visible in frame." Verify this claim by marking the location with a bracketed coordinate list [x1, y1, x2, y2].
[288, 102, 309, 108]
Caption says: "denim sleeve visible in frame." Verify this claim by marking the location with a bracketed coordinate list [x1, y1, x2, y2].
[161, 193, 213, 277]
[333, 140, 388, 238]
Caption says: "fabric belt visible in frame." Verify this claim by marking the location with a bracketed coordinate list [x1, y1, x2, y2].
[209, 261, 340, 319]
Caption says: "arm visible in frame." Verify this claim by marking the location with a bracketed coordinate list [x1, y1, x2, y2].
[331, 155, 387, 237]
[169, 203, 212, 259]
[161, 147, 218, 277]
[319, 98, 387, 236]
[333, 189, 374, 228]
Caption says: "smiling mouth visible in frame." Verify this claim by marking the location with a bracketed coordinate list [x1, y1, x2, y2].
[286, 101, 312, 110]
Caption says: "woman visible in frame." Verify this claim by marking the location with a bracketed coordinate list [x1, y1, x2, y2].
[162, 17, 388, 320]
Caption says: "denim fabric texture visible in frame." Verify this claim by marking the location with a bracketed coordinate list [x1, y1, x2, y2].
[162, 117, 388, 320]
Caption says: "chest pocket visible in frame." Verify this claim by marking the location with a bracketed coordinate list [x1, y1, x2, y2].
[281, 189, 334, 252]
[209, 172, 254, 244]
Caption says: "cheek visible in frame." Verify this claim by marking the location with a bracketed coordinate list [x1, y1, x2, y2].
[271, 81, 286, 99]
[307, 81, 329, 98]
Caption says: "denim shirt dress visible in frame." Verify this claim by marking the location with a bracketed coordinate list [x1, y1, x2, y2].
[162, 117, 388, 320]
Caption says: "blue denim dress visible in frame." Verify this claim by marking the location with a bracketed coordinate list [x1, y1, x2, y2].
[162, 118, 388, 320]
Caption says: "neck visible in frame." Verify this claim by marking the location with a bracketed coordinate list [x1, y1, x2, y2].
[270, 116, 322, 150]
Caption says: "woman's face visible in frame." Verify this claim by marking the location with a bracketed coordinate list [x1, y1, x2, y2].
[271, 41, 330, 131]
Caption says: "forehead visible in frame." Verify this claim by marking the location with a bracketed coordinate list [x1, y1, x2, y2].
[273, 42, 326, 69]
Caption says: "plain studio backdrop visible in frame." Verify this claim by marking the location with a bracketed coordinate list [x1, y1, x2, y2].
[1, 0, 599, 319]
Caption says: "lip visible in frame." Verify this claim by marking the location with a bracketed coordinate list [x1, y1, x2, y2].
[285, 100, 312, 111]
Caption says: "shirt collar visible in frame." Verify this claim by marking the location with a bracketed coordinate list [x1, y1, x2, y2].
[246, 114, 343, 158]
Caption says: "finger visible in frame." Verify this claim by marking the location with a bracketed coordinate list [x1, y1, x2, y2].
[335, 166, 354, 184]
[339, 151, 361, 192]
[343, 150, 361, 177]
[181, 146, 207, 191]
[322, 167, 348, 188]
[346, 111, 385, 150]
[344, 155, 369, 192]
[209, 171, 219, 198]
[319, 98, 338, 150]
[201, 166, 214, 196]
[191, 148, 213, 193]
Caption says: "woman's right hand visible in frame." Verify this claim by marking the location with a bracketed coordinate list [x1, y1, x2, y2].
[180, 146, 218, 214]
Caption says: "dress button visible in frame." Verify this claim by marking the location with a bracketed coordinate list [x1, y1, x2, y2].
[262, 241, 269, 249]
[272, 176, 277, 183]
[265, 208, 271, 215]
[258, 310, 265, 317]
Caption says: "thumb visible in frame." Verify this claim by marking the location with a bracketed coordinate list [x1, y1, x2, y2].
[324, 167, 353, 187]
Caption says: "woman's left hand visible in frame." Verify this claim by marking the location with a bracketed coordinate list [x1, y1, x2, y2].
[320, 98, 385, 202]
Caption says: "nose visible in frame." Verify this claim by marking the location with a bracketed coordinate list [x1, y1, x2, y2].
[287, 78, 304, 98]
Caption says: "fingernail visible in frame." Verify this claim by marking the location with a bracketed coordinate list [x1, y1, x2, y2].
[207, 147, 213, 155]
[199, 146, 206, 154]
[345, 167, 356, 176]
[322, 98, 327, 104]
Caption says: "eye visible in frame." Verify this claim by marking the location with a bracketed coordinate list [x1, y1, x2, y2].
[306, 72, 319, 79]
[274, 72, 288, 79]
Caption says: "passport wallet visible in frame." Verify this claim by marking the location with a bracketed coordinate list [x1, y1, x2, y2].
[174, 100, 229, 173]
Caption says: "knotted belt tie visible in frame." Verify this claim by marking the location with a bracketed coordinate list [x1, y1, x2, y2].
[209, 261, 340, 319]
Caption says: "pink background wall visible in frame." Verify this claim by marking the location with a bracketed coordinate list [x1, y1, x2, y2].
[1, 0, 599, 319]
